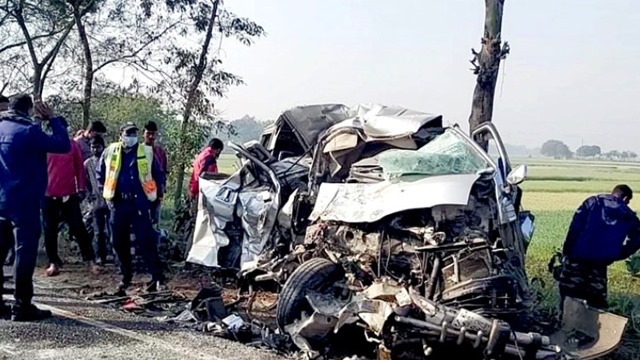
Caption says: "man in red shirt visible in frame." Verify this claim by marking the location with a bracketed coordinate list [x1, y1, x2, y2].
[43, 135, 99, 277]
[188, 138, 224, 200]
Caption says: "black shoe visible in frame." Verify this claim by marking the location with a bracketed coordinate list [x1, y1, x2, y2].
[11, 304, 52, 322]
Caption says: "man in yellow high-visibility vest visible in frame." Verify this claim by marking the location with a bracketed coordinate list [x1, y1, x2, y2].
[96, 122, 166, 295]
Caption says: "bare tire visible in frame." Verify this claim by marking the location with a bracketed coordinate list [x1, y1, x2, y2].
[276, 257, 344, 330]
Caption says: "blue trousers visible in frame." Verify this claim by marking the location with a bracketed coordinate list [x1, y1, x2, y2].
[0, 209, 41, 307]
[109, 198, 163, 284]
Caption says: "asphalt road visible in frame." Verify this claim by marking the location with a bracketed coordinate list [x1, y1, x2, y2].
[1, 269, 287, 360]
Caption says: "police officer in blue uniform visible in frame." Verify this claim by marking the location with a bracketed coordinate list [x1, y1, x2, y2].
[96, 122, 166, 295]
[0, 95, 71, 321]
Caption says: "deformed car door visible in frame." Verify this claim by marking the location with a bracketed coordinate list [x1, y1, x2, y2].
[471, 122, 512, 182]
[227, 142, 282, 270]
[188, 142, 282, 270]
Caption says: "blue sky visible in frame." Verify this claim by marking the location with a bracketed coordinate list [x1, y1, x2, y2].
[214, 0, 640, 152]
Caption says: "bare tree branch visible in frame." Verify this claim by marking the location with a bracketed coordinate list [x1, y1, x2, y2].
[39, 23, 74, 67]
[0, 28, 65, 54]
[92, 19, 182, 73]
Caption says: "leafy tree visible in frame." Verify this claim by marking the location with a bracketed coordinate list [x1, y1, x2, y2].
[64, 0, 184, 127]
[576, 145, 601, 158]
[49, 80, 175, 140]
[146, 0, 266, 204]
[0, 0, 77, 97]
[605, 150, 621, 160]
[621, 151, 631, 161]
[212, 115, 273, 148]
[541, 140, 572, 159]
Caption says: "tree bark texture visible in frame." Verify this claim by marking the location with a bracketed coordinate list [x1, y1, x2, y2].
[172, 0, 220, 205]
[12, 3, 73, 98]
[73, 4, 93, 128]
[468, 0, 510, 148]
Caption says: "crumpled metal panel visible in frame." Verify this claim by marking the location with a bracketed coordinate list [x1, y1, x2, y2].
[309, 173, 480, 223]
[351, 103, 443, 139]
[278, 104, 352, 151]
[238, 188, 275, 269]
[324, 104, 442, 141]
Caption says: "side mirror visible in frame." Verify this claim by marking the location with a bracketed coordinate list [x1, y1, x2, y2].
[507, 164, 528, 185]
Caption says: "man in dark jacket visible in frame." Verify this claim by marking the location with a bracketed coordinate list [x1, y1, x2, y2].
[556, 184, 640, 310]
[0, 95, 71, 321]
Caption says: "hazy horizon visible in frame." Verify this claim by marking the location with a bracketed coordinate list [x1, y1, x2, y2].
[208, 0, 639, 154]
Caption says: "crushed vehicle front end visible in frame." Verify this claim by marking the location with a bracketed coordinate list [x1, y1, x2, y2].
[274, 105, 628, 359]
[184, 103, 628, 359]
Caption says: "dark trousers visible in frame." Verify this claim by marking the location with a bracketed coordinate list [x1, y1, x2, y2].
[82, 203, 95, 251]
[557, 258, 608, 312]
[42, 195, 95, 265]
[150, 200, 161, 227]
[110, 198, 163, 284]
[0, 210, 42, 307]
[92, 207, 111, 261]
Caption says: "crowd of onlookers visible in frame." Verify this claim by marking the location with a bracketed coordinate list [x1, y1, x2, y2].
[0, 94, 224, 322]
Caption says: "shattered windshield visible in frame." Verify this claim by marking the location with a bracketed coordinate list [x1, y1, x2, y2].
[378, 129, 490, 178]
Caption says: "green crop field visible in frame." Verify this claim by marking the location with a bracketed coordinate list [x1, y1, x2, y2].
[515, 157, 640, 358]
[214, 154, 640, 357]
[216, 153, 241, 174]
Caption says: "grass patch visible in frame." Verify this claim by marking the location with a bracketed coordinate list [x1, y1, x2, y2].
[217, 153, 241, 174]
[527, 176, 595, 182]
[526, 208, 640, 358]
[522, 180, 640, 193]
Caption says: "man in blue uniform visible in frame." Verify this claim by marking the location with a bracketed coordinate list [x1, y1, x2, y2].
[555, 184, 640, 310]
[0, 95, 71, 321]
[97, 122, 166, 295]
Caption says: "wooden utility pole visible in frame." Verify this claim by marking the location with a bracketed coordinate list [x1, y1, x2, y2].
[468, 0, 510, 149]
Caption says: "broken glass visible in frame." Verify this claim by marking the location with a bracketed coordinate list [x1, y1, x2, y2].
[378, 130, 489, 178]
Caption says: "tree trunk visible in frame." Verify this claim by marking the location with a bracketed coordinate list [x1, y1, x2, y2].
[468, 0, 509, 149]
[12, 3, 73, 100]
[172, 0, 220, 205]
[73, 6, 93, 128]
[32, 67, 42, 98]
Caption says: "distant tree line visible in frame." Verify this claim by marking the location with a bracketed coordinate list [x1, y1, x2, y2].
[541, 139, 638, 161]
[211, 115, 274, 152]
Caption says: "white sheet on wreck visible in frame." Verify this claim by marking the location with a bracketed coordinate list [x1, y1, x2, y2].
[308, 173, 480, 223]
[186, 178, 229, 267]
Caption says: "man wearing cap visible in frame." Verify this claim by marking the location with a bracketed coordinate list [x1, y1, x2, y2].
[97, 122, 166, 294]
[75, 120, 107, 161]
[0, 95, 70, 321]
